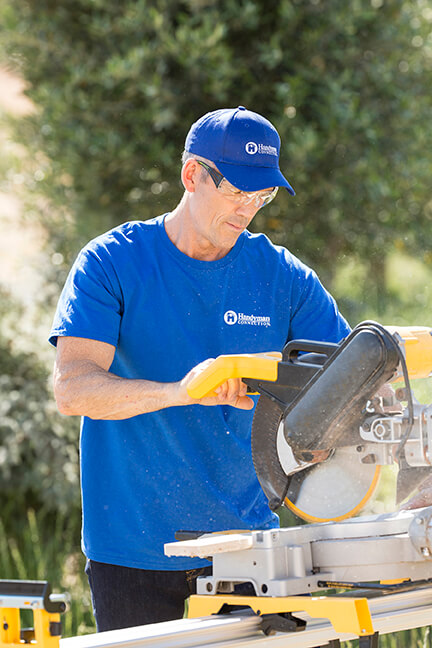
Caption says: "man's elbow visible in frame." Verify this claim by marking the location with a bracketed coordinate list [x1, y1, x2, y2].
[53, 377, 82, 416]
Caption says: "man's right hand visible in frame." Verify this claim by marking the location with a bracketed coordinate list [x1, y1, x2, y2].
[179, 358, 255, 410]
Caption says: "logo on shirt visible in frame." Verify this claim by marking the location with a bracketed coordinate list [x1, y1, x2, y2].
[245, 141, 278, 157]
[223, 310, 271, 327]
[224, 310, 238, 325]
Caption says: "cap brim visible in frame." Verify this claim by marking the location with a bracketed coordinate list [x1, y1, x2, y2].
[215, 161, 295, 196]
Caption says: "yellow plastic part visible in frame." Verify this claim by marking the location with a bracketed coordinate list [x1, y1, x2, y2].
[284, 465, 381, 523]
[387, 326, 432, 380]
[187, 594, 374, 636]
[0, 609, 20, 646]
[187, 352, 282, 399]
[0, 608, 61, 648]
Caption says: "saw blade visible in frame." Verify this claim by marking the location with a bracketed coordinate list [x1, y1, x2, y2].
[284, 446, 381, 522]
[251, 395, 380, 520]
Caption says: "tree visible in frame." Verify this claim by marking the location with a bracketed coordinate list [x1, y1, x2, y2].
[1, 0, 431, 292]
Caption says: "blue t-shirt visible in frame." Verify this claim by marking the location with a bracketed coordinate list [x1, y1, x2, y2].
[49, 215, 350, 570]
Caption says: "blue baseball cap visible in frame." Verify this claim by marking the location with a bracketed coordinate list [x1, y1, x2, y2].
[185, 106, 295, 195]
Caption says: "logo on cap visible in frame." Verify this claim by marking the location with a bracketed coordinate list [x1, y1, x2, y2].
[245, 142, 258, 155]
[245, 141, 278, 157]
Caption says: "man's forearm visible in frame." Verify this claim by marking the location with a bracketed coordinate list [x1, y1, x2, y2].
[54, 360, 185, 420]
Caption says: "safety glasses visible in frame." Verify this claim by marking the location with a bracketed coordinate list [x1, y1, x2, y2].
[195, 160, 278, 209]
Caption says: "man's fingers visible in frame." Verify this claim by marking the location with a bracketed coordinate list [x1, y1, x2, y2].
[213, 379, 252, 409]
[216, 378, 246, 401]
[232, 394, 255, 410]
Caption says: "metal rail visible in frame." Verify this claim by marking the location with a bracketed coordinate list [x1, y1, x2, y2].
[60, 586, 432, 648]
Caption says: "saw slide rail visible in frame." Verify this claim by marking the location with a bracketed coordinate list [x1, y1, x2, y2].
[57, 587, 432, 648]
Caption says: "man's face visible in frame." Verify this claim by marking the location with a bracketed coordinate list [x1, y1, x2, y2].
[190, 162, 271, 253]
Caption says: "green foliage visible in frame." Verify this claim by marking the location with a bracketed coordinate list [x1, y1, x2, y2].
[0, 289, 80, 514]
[333, 250, 432, 322]
[0, 508, 95, 637]
[1, 0, 431, 289]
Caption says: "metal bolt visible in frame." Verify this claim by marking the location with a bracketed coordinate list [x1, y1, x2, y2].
[206, 583, 213, 592]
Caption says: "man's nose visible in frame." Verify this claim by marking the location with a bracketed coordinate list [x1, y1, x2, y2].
[235, 201, 259, 218]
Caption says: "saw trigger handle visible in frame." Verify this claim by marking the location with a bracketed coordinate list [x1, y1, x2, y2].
[282, 339, 339, 362]
[186, 352, 281, 399]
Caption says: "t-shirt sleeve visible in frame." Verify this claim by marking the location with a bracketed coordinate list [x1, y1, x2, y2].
[49, 245, 123, 347]
[288, 265, 351, 344]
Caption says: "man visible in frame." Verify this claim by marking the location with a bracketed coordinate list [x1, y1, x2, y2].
[50, 106, 351, 631]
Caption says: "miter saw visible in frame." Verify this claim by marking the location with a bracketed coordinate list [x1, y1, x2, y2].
[187, 321, 432, 522]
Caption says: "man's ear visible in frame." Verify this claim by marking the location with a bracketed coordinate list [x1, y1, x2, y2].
[181, 159, 200, 192]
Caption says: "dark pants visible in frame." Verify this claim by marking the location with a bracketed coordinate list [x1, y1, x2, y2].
[85, 559, 212, 632]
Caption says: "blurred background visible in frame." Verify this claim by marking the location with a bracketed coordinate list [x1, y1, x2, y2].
[0, 0, 431, 643]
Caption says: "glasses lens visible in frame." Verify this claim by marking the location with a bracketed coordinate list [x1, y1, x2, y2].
[259, 186, 278, 206]
[218, 178, 246, 201]
[219, 181, 278, 208]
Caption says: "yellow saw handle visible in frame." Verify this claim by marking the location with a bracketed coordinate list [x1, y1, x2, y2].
[387, 326, 432, 380]
[186, 352, 281, 399]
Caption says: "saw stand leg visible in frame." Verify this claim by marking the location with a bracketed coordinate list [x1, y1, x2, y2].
[359, 633, 379, 648]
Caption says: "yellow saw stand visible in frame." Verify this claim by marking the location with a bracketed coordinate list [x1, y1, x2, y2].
[0, 580, 67, 648]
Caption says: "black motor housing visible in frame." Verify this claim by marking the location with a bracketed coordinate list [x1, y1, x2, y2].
[283, 323, 400, 457]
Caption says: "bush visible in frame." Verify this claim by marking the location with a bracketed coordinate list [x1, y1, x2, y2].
[0, 289, 80, 516]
